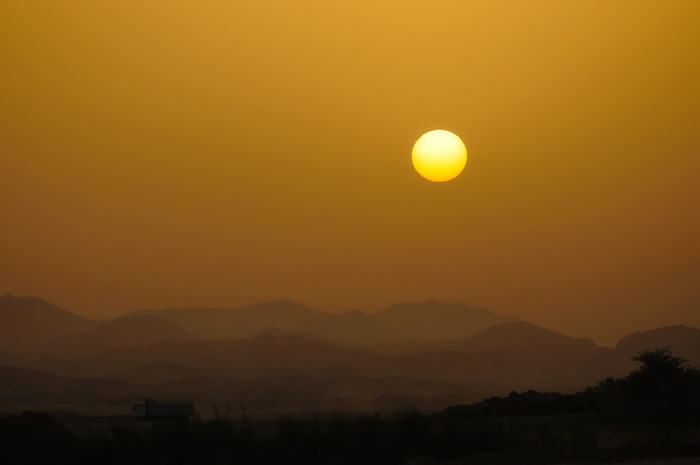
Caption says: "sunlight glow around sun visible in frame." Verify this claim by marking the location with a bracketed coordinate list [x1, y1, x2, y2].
[412, 130, 467, 182]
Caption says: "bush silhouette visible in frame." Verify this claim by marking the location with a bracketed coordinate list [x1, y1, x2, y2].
[632, 346, 690, 375]
[586, 347, 700, 420]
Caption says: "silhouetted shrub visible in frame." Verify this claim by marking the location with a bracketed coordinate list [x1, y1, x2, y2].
[584, 347, 700, 421]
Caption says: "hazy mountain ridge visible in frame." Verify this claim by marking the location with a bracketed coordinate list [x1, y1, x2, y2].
[292, 309, 413, 346]
[81, 334, 380, 379]
[123, 300, 317, 340]
[27, 356, 96, 379]
[464, 321, 597, 350]
[0, 295, 523, 352]
[581, 324, 700, 379]
[2, 295, 697, 415]
[375, 300, 519, 342]
[108, 362, 205, 384]
[615, 324, 700, 360]
[416, 321, 598, 353]
[0, 365, 142, 405]
[66, 329, 606, 394]
[27, 315, 196, 359]
[0, 295, 96, 351]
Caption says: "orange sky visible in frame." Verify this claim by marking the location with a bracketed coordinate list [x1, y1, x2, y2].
[2, 1, 698, 346]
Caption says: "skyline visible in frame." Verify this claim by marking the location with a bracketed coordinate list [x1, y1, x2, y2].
[2, 1, 699, 347]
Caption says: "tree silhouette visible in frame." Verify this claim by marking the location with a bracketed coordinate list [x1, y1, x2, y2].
[587, 347, 700, 421]
[632, 347, 689, 375]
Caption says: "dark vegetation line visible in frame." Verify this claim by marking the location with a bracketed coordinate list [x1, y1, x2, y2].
[1, 348, 699, 465]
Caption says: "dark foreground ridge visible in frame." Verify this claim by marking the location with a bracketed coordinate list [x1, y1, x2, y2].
[2, 348, 699, 465]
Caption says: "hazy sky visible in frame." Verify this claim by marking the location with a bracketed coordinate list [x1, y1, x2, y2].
[2, 1, 698, 346]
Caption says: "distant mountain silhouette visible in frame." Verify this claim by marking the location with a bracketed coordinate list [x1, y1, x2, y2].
[78, 334, 378, 378]
[0, 295, 95, 351]
[615, 324, 700, 362]
[27, 315, 195, 359]
[0, 349, 19, 367]
[26, 355, 96, 378]
[453, 321, 598, 352]
[107, 363, 476, 414]
[403, 322, 609, 392]
[108, 361, 204, 385]
[467, 322, 609, 391]
[0, 365, 140, 405]
[125, 300, 317, 340]
[581, 324, 700, 379]
[252, 326, 322, 340]
[375, 300, 518, 342]
[293, 309, 412, 346]
[4, 295, 698, 416]
[79, 339, 227, 377]
[0, 329, 623, 415]
[220, 334, 380, 377]
[75, 326, 604, 392]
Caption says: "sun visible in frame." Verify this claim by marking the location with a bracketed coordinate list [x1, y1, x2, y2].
[412, 130, 467, 182]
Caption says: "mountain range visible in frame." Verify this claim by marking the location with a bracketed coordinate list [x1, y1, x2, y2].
[122, 300, 317, 340]
[0, 295, 95, 351]
[1, 294, 697, 415]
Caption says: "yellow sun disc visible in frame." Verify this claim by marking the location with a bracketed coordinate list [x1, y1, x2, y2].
[412, 129, 467, 182]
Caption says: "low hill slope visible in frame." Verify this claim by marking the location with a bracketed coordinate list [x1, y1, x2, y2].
[582, 325, 700, 379]
[80, 335, 379, 378]
[375, 300, 517, 342]
[28, 315, 195, 359]
[615, 324, 700, 362]
[0, 295, 95, 351]
[293, 309, 412, 346]
[462, 321, 598, 351]
[408, 322, 610, 391]
[0, 365, 141, 405]
[125, 300, 317, 340]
